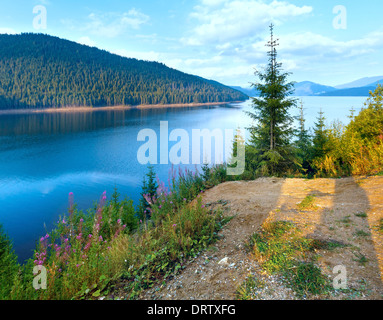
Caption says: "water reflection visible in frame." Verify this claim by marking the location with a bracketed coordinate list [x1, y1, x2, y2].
[0, 105, 235, 136]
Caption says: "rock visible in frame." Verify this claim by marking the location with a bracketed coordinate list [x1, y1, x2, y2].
[218, 257, 229, 266]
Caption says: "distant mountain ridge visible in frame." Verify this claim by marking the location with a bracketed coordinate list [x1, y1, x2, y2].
[335, 76, 383, 89]
[0, 33, 247, 110]
[293, 81, 337, 96]
[232, 76, 383, 97]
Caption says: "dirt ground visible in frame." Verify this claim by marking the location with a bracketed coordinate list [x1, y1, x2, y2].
[139, 176, 383, 300]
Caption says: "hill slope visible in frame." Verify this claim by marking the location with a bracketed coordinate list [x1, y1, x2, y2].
[0, 33, 247, 110]
[319, 86, 377, 97]
[293, 81, 337, 96]
[137, 176, 383, 300]
[335, 76, 383, 89]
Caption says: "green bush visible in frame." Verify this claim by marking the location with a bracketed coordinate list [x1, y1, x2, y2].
[0, 224, 19, 300]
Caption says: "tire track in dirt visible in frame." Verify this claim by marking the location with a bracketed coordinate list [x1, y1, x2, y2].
[139, 176, 383, 300]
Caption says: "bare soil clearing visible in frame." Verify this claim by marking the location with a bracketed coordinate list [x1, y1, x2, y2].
[139, 176, 383, 300]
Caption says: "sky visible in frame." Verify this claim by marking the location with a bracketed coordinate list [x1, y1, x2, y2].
[1, 0, 383, 88]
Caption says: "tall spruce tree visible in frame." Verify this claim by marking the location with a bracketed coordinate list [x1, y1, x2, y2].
[137, 165, 158, 220]
[247, 24, 297, 176]
[312, 109, 329, 161]
[295, 100, 313, 174]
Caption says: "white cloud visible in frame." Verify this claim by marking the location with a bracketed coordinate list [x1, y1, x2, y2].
[182, 0, 313, 46]
[62, 9, 150, 38]
[85, 10, 150, 38]
[277, 30, 383, 61]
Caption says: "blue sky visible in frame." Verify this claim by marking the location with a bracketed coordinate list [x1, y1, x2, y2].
[1, 0, 383, 87]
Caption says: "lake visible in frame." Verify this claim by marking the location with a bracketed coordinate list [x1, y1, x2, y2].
[0, 96, 367, 262]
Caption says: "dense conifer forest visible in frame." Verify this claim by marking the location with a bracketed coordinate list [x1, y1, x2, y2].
[0, 33, 247, 109]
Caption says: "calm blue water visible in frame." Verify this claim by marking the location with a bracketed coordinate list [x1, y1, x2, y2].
[0, 96, 367, 262]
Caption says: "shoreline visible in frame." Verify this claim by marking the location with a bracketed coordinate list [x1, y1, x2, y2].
[0, 101, 246, 115]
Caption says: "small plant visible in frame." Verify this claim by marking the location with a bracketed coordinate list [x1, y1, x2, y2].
[297, 195, 318, 211]
[353, 252, 368, 265]
[235, 275, 265, 300]
[284, 262, 331, 298]
[308, 238, 348, 251]
[247, 221, 311, 273]
[354, 212, 368, 218]
[338, 215, 352, 227]
[354, 230, 370, 238]
[246, 220, 333, 298]
[378, 219, 383, 234]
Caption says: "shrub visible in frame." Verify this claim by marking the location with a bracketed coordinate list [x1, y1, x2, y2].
[0, 224, 19, 299]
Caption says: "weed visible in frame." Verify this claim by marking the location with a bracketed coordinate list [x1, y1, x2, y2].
[378, 219, 383, 234]
[284, 262, 331, 298]
[354, 230, 371, 238]
[308, 238, 348, 251]
[235, 275, 265, 300]
[353, 252, 368, 265]
[297, 195, 318, 211]
[354, 212, 368, 218]
[338, 215, 352, 227]
[245, 220, 333, 298]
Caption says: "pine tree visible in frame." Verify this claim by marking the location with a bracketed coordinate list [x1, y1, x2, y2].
[137, 165, 158, 220]
[312, 109, 330, 162]
[0, 224, 19, 299]
[295, 100, 313, 174]
[246, 24, 298, 176]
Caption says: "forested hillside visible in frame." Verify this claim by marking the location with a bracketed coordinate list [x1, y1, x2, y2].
[0, 33, 247, 109]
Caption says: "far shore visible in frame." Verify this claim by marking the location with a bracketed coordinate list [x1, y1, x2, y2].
[0, 101, 246, 115]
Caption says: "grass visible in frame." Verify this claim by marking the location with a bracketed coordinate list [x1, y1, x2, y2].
[378, 219, 383, 234]
[114, 200, 227, 300]
[0, 164, 230, 300]
[235, 275, 265, 300]
[354, 212, 368, 218]
[284, 262, 331, 298]
[297, 195, 318, 211]
[338, 215, 353, 227]
[243, 220, 334, 298]
[353, 251, 369, 265]
[354, 229, 371, 238]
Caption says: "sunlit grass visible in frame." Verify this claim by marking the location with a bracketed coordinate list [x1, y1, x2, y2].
[243, 220, 333, 298]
